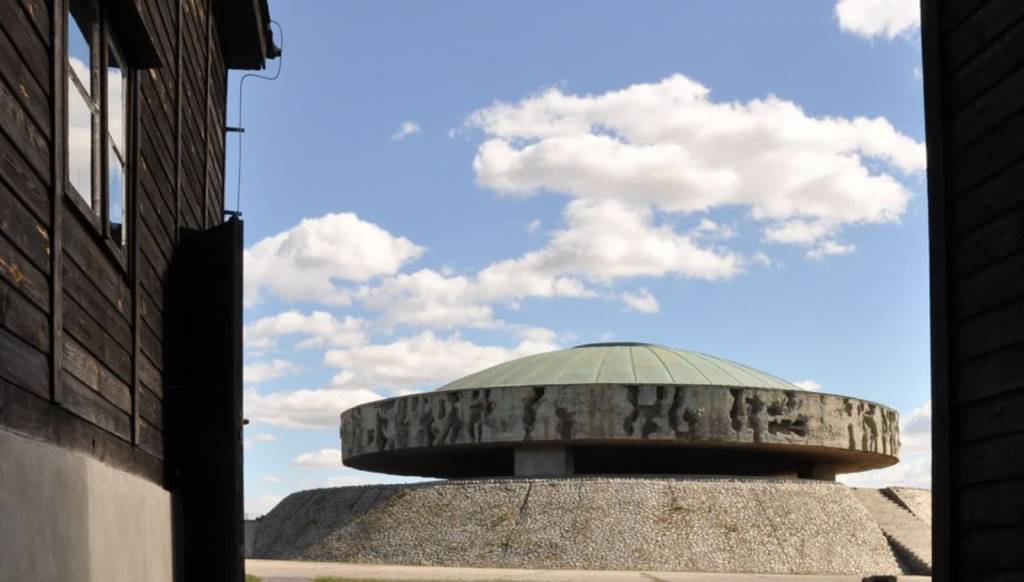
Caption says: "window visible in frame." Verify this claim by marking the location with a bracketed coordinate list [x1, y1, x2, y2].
[67, 0, 130, 248]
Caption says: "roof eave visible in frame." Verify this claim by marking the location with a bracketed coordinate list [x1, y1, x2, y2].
[215, 0, 277, 70]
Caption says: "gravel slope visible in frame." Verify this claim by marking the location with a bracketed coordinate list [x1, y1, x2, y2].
[884, 487, 932, 523]
[253, 477, 899, 575]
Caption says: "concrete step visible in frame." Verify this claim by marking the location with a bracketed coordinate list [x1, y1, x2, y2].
[852, 488, 932, 576]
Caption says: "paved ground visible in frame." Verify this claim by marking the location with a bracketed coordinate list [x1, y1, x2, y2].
[246, 559, 933, 582]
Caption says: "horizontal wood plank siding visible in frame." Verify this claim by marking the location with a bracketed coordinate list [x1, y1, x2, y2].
[0, 0, 236, 485]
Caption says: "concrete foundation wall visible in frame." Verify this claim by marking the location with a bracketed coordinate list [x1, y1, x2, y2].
[0, 428, 174, 582]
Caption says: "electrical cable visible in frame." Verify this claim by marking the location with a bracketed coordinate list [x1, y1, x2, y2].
[232, 20, 283, 217]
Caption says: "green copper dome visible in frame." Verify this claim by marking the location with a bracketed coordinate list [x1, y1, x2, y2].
[436, 342, 798, 391]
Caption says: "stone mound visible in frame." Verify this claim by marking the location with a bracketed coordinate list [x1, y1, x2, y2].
[253, 477, 900, 575]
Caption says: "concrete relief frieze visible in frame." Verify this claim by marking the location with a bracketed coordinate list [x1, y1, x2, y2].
[340, 384, 900, 461]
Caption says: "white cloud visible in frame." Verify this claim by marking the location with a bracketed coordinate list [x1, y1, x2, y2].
[245, 310, 368, 351]
[900, 400, 931, 454]
[835, 0, 920, 40]
[750, 251, 774, 268]
[245, 213, 424, 306]
[622, 288, 660, 313]
[792, 379, 822, 392]
[261, 474, 282, 484]
[243, 359, 302, 384]
[244, 386, 383, 430]
[292, 448, 342, 469]
[325, 474, 388, 487]
[392, 120, 421, 140]
[245, 495, 283, 517]
[691, 218, 736, 240]
[243, 325, 561, 428]
[482, 200, 741, 284]
[840, 455, 931, 489]
[807, 240, 856, 260]
[468, 74, 923, 255]
[763, 219, 837, 245]
[526, 219, 542, 233]
[359, 199, 739, 330]
[839, 400, 931, 489]
[358, 269, 501, 329]
[324, 328, 560, 391]
[243, 431, 278, 450]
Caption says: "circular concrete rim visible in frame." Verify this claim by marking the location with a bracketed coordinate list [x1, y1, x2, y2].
[341, 383, 900, 479]
[342, 436, 900, 477]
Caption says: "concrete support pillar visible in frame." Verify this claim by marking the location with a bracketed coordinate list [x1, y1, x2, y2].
[799, 465, 837, 481]
[514, 446, 574, 477]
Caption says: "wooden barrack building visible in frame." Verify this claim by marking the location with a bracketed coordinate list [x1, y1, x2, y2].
[0, 0, 275, 580]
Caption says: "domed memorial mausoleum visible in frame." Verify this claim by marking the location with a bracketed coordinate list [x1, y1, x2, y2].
[254, 343, 922, 576]
[341, 342, 900, 481]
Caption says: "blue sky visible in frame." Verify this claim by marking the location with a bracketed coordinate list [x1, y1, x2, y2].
[233, 0, 929, 516]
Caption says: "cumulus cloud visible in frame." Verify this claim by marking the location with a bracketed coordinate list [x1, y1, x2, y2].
[839, 400, 931, 489]
[243, 359, 302, 384]
[807, 240, 856, 261]
[243, 325, 559, 428]
[392, 120, 421, 140]
[792, 379, 822, 392]
[763, 219, 837, 245]
[359, 200, 738, 329]
[750, 251, 774, 268]
[245, 495, 283, 517]
[292, 448, 342, 469]
[482, 200, 740, 283]
[244, 386, 383, 430]
[835, 0, 920, 40]
[691, 218, 736, 240]
[358, 269, 501, 329]
[900, 400, 931, 454]
[261, 474, 282, 484]
[245, 213, 423, 306]
[622, 288, 660, 313]
[325, 474, 390, 487]
[245, 310, 368, 351]
[324, 328, 560, 391]
[840, 455, 931, 489]
[243, 431, 278, 450]
[468, 74, 923, 255]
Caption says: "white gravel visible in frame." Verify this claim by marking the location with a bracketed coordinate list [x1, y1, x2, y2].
[253, 476, 900, 575]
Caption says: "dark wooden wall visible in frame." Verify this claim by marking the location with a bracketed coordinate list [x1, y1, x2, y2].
[923, 1, 1024, 580]
[0, 0, 229, 486]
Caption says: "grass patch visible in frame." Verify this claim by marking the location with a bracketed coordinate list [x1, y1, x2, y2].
[245, 575, 261, 582]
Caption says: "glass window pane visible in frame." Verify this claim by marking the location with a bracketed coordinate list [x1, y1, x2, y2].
[108, 142, 125, 245]
[67, 0, 96, 207]
[107, 42, 125, 155]
[68, 0, 93, 98]
[107, 41, 127, 245]
[67, 81, 94, 206]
